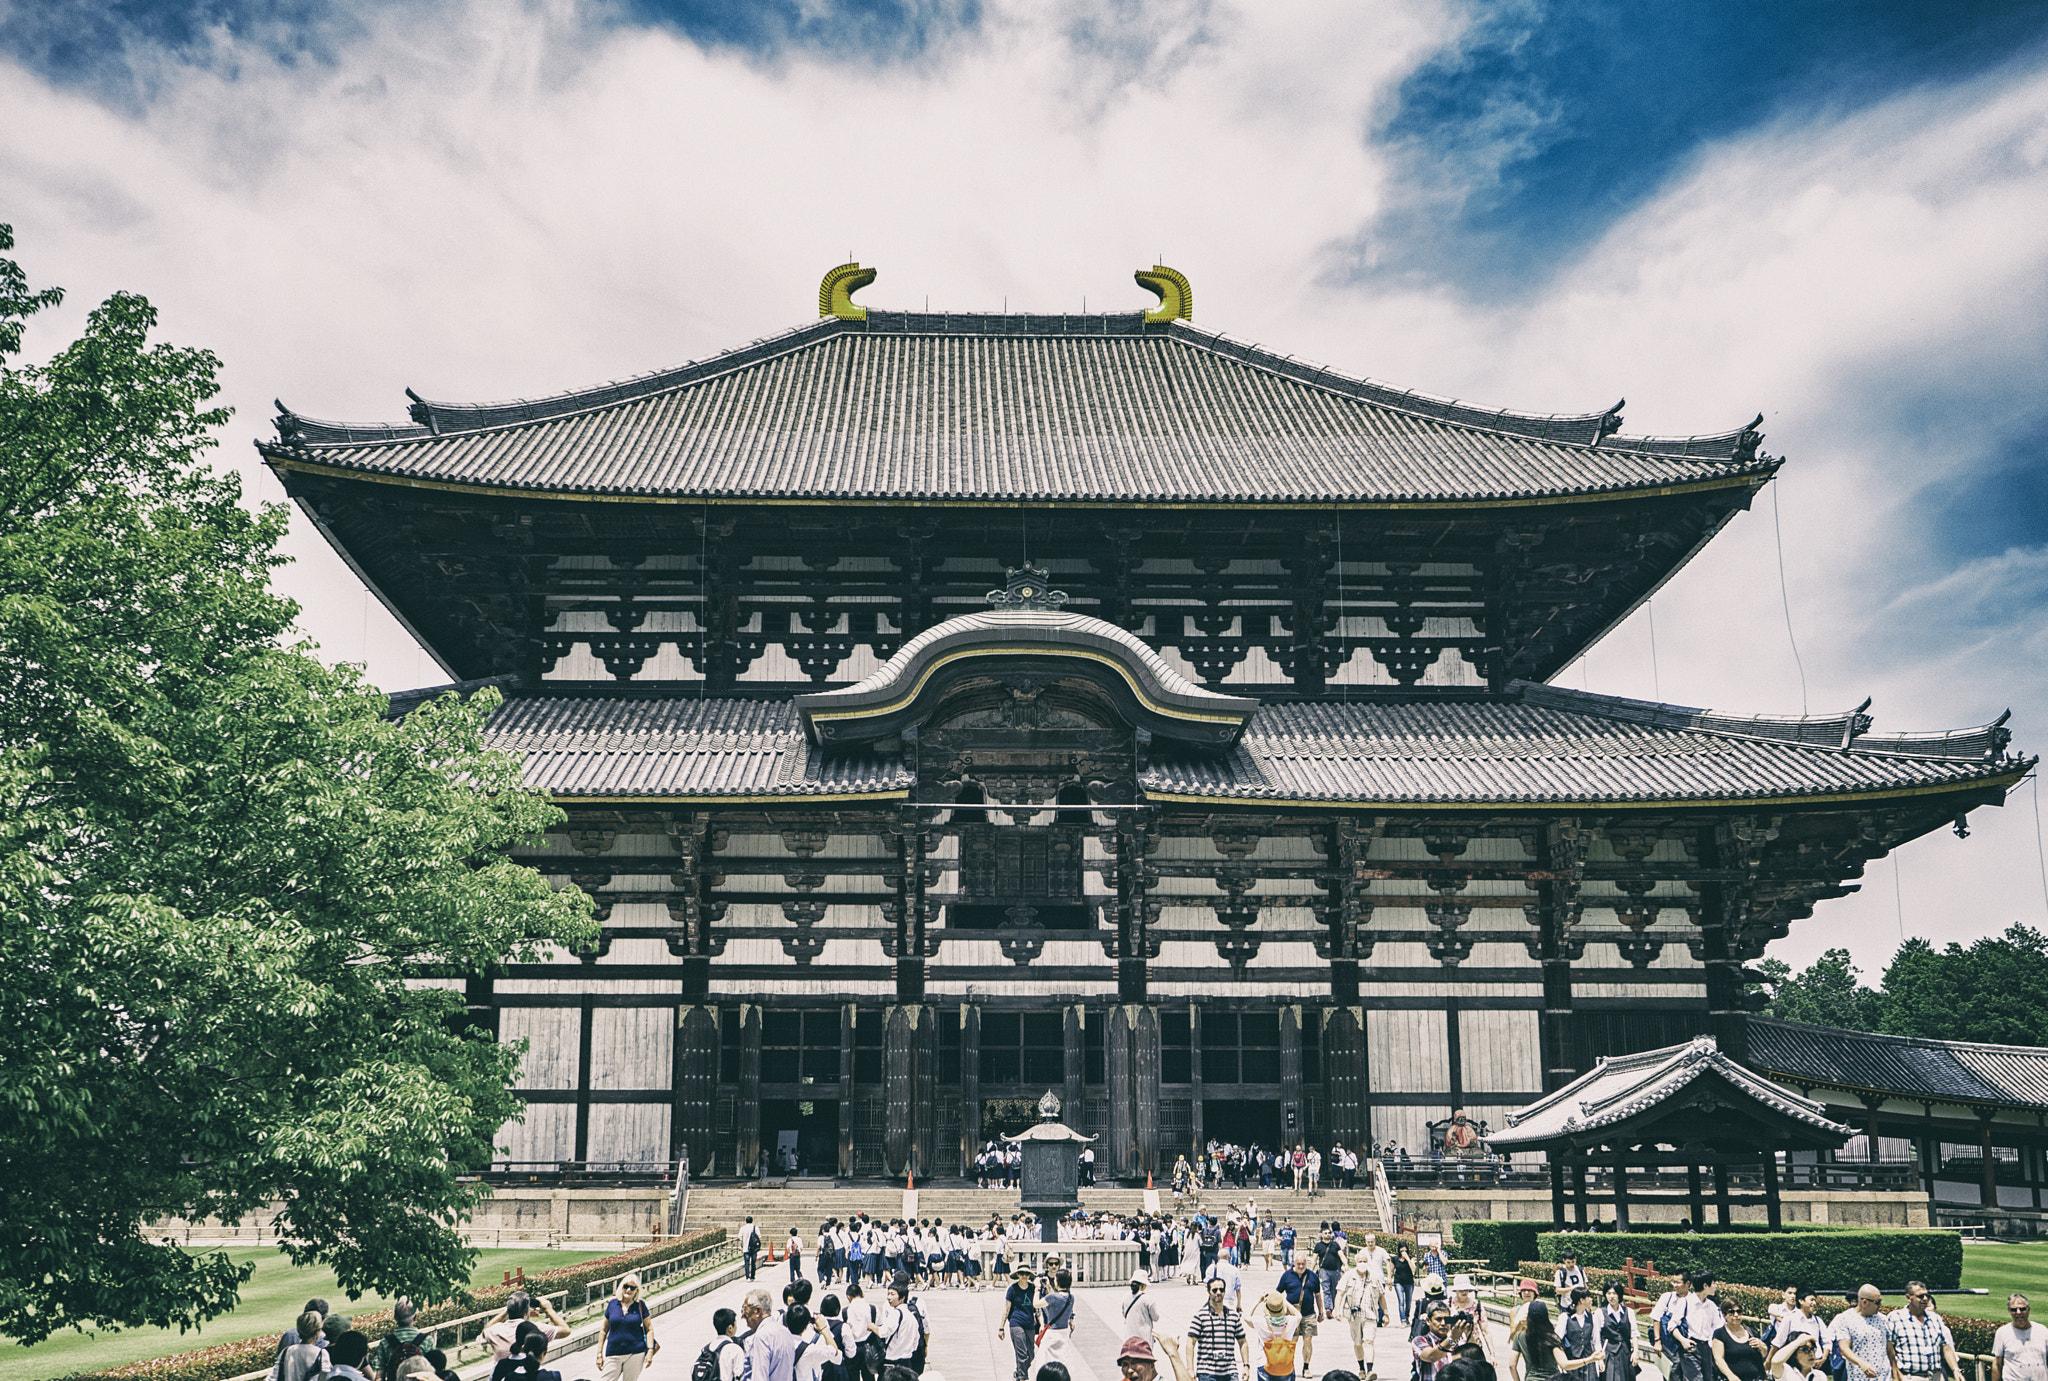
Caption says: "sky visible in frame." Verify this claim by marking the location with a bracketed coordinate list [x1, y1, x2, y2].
[5, 0, 2048, 982]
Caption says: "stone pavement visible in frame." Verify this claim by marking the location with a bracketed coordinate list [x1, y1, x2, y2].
[547, 1262, 1512, 1381]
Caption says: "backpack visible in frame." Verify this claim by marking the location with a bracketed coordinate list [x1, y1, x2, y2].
[906, 1300, 928, 1373]
[691, 1340, 734, 1381]
[1201, 1227, 1220, 1251]
[1264, 1331, 1298, 1376]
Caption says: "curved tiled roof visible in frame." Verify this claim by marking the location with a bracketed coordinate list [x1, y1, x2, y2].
[1749, 1018, 2048, 1112]
[263, 313, 1775, 505]
[1139, 683, 2025, 806]
[795, 608, 1259, 746]
[1491, 1036, 1850, 1148]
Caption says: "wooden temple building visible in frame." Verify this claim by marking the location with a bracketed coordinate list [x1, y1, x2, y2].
[260, 263, 2031, 1181]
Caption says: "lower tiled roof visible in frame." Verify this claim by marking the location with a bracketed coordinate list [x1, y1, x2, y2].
[484, 696, 911, 798]
[1140, 687, 2021, 805]
[1748, 1018, 2048, 1111]
[472, 683, 2022, 806]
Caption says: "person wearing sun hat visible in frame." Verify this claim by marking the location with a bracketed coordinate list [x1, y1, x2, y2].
[998, 1265, 1038, 1381]
[1123, 1271, 1161, 1349]
[1118, 1336, 1164, 1381]
[1248, 1290, 1303, 1381]
[1409, 1277, 1449, 1341]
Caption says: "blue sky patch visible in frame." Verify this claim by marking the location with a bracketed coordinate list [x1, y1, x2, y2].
[1358, 0, 2048, 297]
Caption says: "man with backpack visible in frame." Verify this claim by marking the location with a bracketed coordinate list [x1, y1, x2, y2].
[695, 1309, 746, 1381]
[375, 1300, 430, 1380]
[742, 1219, 763, 1281]
[878, 1278, 926, 1376]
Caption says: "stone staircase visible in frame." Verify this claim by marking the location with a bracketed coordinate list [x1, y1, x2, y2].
[684, 1184, 1383, 1235]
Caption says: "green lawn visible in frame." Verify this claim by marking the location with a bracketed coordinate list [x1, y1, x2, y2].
[1947, 1240, 2048, 1321]
[1, 1248, 608, 1381]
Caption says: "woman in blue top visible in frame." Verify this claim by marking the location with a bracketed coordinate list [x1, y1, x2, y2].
[598, 1274, 659, 1381]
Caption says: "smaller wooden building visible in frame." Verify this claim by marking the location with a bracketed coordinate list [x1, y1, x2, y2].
[1751, 1018, 2048, 1234]
[1490, 1035, 1850, 1228]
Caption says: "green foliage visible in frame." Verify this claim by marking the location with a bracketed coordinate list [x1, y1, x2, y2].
[39, 1232, 726, 1381]
[1452, 1221, 1550, 1272]
[1751, 949, 1888, 1030]
[1883, 928, 2048, 1045]
[1535, 1230, 1962, 1291]
[0, 229, 596, 1344]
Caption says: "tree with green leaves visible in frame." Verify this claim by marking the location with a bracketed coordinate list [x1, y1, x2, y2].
[0, 226, 594, 1345]
[1882, 926, 2048, 1046]
[1750, 947, 1888, 1031]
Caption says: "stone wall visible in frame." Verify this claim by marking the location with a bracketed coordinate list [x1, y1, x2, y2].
[1395, 1187, 1932, 1232]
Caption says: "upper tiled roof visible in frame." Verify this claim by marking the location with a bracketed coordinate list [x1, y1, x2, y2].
[1749, 1018, 2048, 1112]
[465, 681, 2023, 806]
[1491, 1036, 1849, 1147]
[265, 313, 1775, 505]
[1140, 683, 2024, 806]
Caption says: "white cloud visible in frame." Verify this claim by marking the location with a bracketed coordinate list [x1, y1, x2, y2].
[4, 0, 2045, 976]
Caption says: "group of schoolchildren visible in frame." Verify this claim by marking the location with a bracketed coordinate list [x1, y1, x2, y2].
[741, 1215, 1005, 1290]
[694, 1275, 929, 1381]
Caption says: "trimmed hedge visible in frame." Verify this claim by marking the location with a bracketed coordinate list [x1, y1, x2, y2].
[1536, 1229, 1962, 1291]
[1453, 1222, 1550, 1272]
[44, 1229, 728, 1381]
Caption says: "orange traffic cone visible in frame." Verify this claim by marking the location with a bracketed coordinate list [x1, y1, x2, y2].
[1146, 1172, 1154, 1189]
[908, 1168, 915, 1191]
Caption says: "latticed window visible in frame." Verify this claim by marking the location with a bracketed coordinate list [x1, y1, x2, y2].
[761, 1008, 839, 1084]
[980, 1011, 1064, 1085]
[1202, 1012, 1281, 1083]
[951, 825, 1089, 929]
[1162, 1010, 1193, 1083]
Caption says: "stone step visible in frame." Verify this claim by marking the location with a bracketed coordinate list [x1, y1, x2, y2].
[685, 1185, 1383, 1234]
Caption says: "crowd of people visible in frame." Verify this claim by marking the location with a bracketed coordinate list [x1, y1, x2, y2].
[259, 1208, 2048, 1381]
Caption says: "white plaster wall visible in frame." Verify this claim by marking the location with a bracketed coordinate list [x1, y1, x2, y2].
[1460, 1009, 1542, 1095]
[1368, 1009, 1450, 1092]
[502, 1007, 580, 1089]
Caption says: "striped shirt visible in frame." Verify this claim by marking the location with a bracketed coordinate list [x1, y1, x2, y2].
[1188, 1304, 1246, 1381]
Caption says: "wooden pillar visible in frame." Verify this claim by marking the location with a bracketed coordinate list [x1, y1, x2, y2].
[1324, 1007, 1366, 1148]
[1550, 1158, 1567, 1227]
[1764, 1153, 1783, 1230]
[911, 1004, 937, 1178]
[737, 1004, 762, 1177]
[1572, 1162, 1589, 1227]
[673, 1005, 719, 1172]
[1687, 1161, 1705, 1225]
[1612, 1156, 1630, 1230]
[1713, 1162, 1732, 1226]
[1063, 1006, 1085, 1127]
[961, 1004, 982, 1177]
[1280, 1006, 1304, 1151]
[1107, 1007, 1135, 1180]
[1980, 1112, 2000, 1208]
[1697, 826, 1751, 1063]
[1134, 1004, 1162, 1177]
[1189, 1002, 1205, 1157]
[1922, 1102, 1937, 1199]
[574, 995, 594, 1165]
[839, 1004, 856, 1178]
[883, 1005, 915, 1178]
[1538, 823, 1582, 1090]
